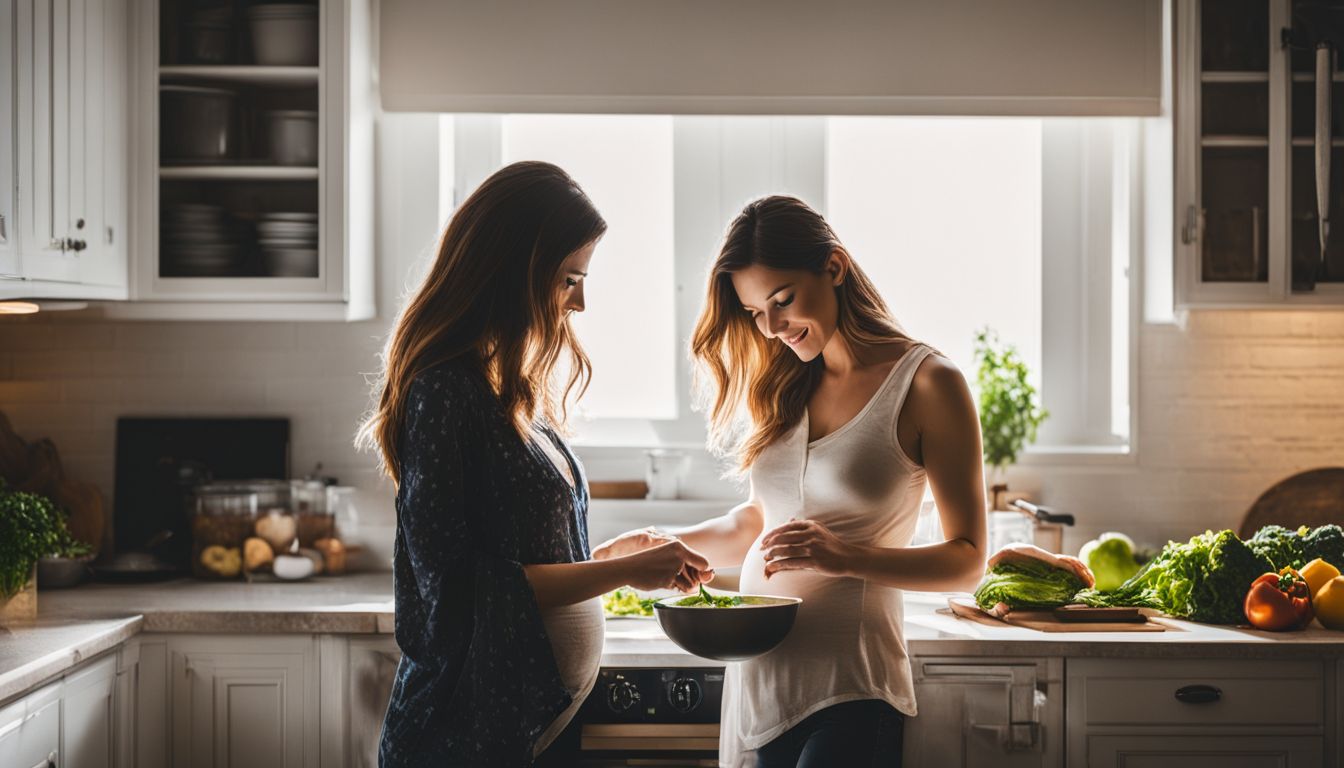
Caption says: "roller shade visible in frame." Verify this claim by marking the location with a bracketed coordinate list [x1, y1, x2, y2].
[379, 0, 1163, 116]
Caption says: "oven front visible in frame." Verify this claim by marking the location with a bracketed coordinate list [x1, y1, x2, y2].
[539, 666, 725, 767]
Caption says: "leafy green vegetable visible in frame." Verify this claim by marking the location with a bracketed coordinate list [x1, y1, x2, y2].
[1079, 532, 1143, 592]
[1244, 524, 1344, 572]
[1075, 529, 1272, 624]
[675, 584, 745, 608]
[1302, 524, 1344, 570]
[0, 480, 67, 598]
[602, 588, 657, 617]
[973, 558, 1086, 611]
[1247, 525, 1309, 570]
[974, 329, 1048, 471]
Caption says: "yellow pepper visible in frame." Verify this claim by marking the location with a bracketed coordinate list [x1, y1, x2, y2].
[1315, 575, 1344, 631]
[1301, 558, 1340, 598]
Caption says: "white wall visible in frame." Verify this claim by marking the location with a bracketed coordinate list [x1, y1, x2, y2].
[1, 113, 1343, 561]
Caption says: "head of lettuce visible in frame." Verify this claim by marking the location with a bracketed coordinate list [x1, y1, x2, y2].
[973, 557, 1088, 613]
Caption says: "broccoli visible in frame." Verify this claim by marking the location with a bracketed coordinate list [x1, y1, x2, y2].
[1303, 524, 1344, 570]
[1246, 524, 1309, 570]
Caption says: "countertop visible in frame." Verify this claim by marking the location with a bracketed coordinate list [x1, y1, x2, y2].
[4, 574, 1343, 703]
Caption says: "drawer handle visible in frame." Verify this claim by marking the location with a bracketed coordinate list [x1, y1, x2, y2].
[1174, 684, 1221, 704]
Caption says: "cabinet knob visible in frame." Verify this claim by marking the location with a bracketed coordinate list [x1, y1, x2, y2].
[0, 212, 7, 243]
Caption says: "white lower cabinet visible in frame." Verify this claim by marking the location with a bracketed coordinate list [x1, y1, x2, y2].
[59, 653, 117, 768]
[0, 680, 60, 768]
[163, 636, 320, 768]
[1067, 658, 1331, 768]
[904, 656, 1064, 768]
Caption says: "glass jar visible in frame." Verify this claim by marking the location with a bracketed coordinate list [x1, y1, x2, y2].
[191, 484, 259, 580]
[291, 479, 334, 547]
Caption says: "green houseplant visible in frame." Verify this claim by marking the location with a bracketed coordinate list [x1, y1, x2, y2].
[974, 328, 1048, 482]
[0, 479, 69, 615]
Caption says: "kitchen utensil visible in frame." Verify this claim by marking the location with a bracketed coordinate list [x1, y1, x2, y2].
[188, 7, 233, 63]
[160, 85, 237, 162]
[1237, 466, 1344, 539]
[36, 555, 95, 589]
[249, 5, 319, 66]
[946, 597, 1166, 633]
[266, 110, 318, 165]
[1009, 497, 1075, 553]
[653, 593, 801, 661]
[1285, 4, 1344, 286]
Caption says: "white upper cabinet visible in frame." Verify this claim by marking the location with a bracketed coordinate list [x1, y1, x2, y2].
[0, 0, 16, 280]
[109, 0, 375, 321]
[0, 0, 130, 301]
[1177, 0, 1344, 307]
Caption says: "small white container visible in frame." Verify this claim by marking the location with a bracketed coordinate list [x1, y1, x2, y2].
[266, 110, 318, 166]
[248, 4, 318, 66]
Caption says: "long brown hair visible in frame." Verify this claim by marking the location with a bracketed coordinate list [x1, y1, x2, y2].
[359, 161, 607, 485]
[691, 195, 911, 471]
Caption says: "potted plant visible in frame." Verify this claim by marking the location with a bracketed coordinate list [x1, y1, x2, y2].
[0, 480, 66, 621]
[973, 328, 1048, 508]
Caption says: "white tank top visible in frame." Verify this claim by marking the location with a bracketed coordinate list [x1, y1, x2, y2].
[719, 344, 933, 767]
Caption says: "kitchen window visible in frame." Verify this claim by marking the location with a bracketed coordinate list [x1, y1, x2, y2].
[443, 113, 1146, 459]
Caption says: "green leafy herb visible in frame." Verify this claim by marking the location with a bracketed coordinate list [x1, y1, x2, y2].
[0, 480, 67, 598]
[675, 584, 745, 608]
[1075, 529, 1272, 625]
[974, 329, 1048, 471]
[973, 558, 1086, 611]
[602, 588, 657, 617]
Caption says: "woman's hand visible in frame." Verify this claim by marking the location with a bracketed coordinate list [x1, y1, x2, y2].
[593, 527, 675, 561]
[618, 539, 714, 593]
[761, 519, 860, 579]
[987, 543, 1096, 588]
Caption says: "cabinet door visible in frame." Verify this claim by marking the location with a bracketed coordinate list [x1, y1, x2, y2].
[0, 0, 16, 278]
[904, 658, 1063, 768]
[347, 638, 399, 768]
[170, 637, 319, 768]
[1082, 734, 1322, 768]
[15, 0, 73, 282]
[61, 654, 117, 768]
[0, 681, 61, 768]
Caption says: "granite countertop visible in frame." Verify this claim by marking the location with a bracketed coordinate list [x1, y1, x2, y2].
[5, 574, 1344, 703]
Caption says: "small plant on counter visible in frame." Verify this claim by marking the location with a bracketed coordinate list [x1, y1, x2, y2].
[974, 328, 1048, 474]
[0, 479, 66, 597]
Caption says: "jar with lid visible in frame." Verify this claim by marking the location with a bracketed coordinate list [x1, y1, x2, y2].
[291, 479, 334, 547]
[191, 484, 259, 580]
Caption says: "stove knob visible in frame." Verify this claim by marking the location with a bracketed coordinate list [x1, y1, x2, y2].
[607, 681, 641, 713]
[667, 677, 702, 713]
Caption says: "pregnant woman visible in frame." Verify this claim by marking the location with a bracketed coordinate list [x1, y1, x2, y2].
[600, 195, 988, 767]
[361, 161, 711, 767]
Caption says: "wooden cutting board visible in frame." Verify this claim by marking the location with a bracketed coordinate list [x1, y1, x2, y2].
[947, 597, 1167, 632]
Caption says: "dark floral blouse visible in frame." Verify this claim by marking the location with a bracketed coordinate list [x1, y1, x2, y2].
[379, 359, 591, 768]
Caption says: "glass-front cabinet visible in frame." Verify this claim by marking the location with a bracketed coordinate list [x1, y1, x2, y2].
[115, 0, 374, 320]
[1177, 0, 1344, 306]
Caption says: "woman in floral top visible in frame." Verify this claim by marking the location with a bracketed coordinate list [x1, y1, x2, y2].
[360, 162, 712, 767]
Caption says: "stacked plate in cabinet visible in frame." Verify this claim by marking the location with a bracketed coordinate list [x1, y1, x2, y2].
[257, 212, 318, 277]
[162, 204, 238, 277]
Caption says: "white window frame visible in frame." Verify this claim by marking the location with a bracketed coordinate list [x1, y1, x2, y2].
[446, 114, 1143, 468]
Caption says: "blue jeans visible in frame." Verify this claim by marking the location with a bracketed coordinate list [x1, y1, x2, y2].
[753, 699, 905, 768]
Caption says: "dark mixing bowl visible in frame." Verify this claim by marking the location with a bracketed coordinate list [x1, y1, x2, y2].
[653, 594, 802, 661]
